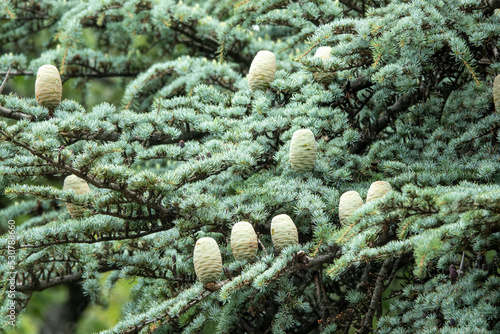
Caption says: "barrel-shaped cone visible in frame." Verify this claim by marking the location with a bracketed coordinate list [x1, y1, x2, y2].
[193, 237, 222, 285]
[248, 50, 276, 91]
[339, 191, 364, 225]
[366, 181, 392, 202]
[314, 46, 332, 61]
[271, 214, 298, 251]
[231, 221, 258, 261]
[313, 47, 335, 84]
[35, 65, 62, 110]
[290, 129, 317, 172]
[63, 175, 91, 218]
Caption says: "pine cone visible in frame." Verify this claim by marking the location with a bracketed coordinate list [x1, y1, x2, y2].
[494, 74, 500, 112]
[193, 237, 222, 285]
[35, 65, 62, 110]
[366, 181, 392, 202]
[271, 214, 298, 251]
[248, 50, 276, 91]
[313, 46, 334, 84]
[231, 221, 258, 261]
[339, 191, 364, 225]
[289, 129, 317, 172]
[63, 175, 91, 218]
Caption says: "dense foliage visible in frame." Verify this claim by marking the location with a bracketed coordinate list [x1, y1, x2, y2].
[1, 0, 499, 333]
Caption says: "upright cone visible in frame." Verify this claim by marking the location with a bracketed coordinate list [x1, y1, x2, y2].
[313, 46, 334, 83]
[63, 175, 91, 218]
[35, 65, 62, 110]
[314, 46, 332, 61]
[289, 129, 317, 172]
[339, 191, 364, 225]
[248, 50, 276, 91]
[193, 237, 222, 285]
[366, 181, 392, 202]
[271, 214, 298, 251]
[231, 221, 258, 261]
[494, 74, 500, 112]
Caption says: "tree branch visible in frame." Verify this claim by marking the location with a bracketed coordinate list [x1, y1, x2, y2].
[350, 93, 414, 154]
[15, 264, 193, 292]
[357, 258, 393, 333]
[0, 105, 207, 147]
[0, 130, 174, 219]
[0, 70, 139, 79]
[0, 105, 34, 120]
[0, 67, 11, 94]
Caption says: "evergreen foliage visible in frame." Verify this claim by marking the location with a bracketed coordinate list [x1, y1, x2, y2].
[1, 0, 499, 333]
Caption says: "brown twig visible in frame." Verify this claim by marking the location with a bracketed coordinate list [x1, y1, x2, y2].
[0, 105, 34, 120]
[315, 272, 328, 326]
[357, 258, 393, 333]
[258, 237, 268, 256]
[0, 67, 11, 94]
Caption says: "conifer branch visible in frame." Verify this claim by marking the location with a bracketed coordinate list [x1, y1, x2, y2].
[338, 0, 365, 14]
[349, 93, 414, 154]
[0, 130, 174, 218]
[64, 129, 208, 147]
[0, 67, 11, 94]
[0, 70, 140, 79]
[0, 104, 34, 120]
[0, 103, 207, 146]
[122, 289, 214, 334]
[15, 263, 193, 293]
[16, 271, 83, 292]
[16, 220, 169, 248]
[357, 258, 393, 333]
[2, 1, 499, 332]
[123, 249, 342, 333]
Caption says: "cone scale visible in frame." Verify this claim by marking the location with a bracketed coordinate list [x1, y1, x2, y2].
[271, 214, 298, 251]
[193, 237, 222, 285]
[35, 65, 62, 110]
[231, 221, 258, 261]
[289, 129, 317, 172]
[248, 50, 276, 91]
[63, 175, 91, 218]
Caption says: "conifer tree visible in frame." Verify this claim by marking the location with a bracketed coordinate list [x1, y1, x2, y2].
[1, 0, 499, 333]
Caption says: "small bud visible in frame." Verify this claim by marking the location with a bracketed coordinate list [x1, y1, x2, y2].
[448, 318, 456, 327]
[179, 140, 185, 148]
[195, 156, 200, 160]
[482, 263, 487, 271]
[206, 152, 212, 158]
[449, 265, 458, 283]
[172, 254, 177, 264]
[201, 155, 205, 160]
